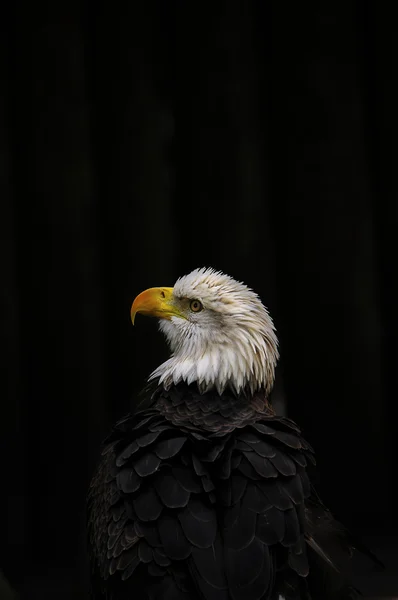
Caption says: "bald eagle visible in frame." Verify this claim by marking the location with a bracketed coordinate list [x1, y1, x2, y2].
[87, 268, 378, 600]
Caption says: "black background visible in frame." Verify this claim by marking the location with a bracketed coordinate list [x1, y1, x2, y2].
[1, 2, 397, 598]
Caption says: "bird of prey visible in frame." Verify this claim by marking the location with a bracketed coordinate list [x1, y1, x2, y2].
[87, 267, 378, 600]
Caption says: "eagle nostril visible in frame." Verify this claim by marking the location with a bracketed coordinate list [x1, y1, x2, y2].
[160, 290, 165, 299]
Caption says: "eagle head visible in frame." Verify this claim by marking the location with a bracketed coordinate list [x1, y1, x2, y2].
[131, 267, 279, 396]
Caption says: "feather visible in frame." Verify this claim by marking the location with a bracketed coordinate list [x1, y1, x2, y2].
[107, 530, 122, 552]
[263, 482, 294, 511]
[203, 442, 226, 461]
[237, 430, 262, 443]
[186, 498, 217, 525]
[115, 441, 139, 466]
[282, 508, 301, 547]
[270, 452, 297, 477]
[283, 475, 305, 505]
[231, 474, 247, 504]
[137, 431, 162, 447]
[154, 472, 191, 508]
[305, 535, 337, 572]
[273, 431, 302, 449]
[111, 503, 125, 521]
[138, 540, 153, 563]
[257, 506, 285, 545]
[191, 535, 227, 589]
[190, 561, 229, 600]
[238, 460, 261, 480]
[101, 440, 119, 456]
[244, 482, 272, 513]
[120, 554, 141, 580]
[154, 436, 187, 459]
[231, 453, 242, 470]
[225, 539, 271, 599]
[157, 514, 191, 560]
[133, 486, 163, 521]
[244, 451, 279, 478]
[291, 452, 307, 468]
[247, 439, 276, 458]
[133, 452, 161, 477]
[132, 415, 154, 430]
[172, 466, 202, 493]
[149, 423, 174, 433]
[116, 468, 141, 494]
[224, 504, 256, 550]
[109, 482, 120, 506]
[202, 475, 215, 492]
[115, 547, 138, 572]
[192, 454, 207, 476]
[179, 501, 217, 548]
[252, 422, 276, 436]
[288, 544, 309, 577]
[152, 548, 171, 567]
[108, 516, 128, 537]
[134, 521, 161, 547]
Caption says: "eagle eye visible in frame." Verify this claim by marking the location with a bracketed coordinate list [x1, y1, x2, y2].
[190, 299, 203, 313]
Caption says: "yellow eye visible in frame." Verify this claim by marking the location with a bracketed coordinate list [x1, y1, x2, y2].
[190, 299, 203, 313]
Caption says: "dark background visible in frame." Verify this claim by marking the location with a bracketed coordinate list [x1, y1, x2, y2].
[1, 2, 397, 598]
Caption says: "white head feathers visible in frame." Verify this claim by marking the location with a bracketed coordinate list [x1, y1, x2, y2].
[148, 267, 279, 396]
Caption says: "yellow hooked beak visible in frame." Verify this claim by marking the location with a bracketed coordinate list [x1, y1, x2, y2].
[131, 287, 184, 324]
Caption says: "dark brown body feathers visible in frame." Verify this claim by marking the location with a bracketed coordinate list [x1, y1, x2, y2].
[87, 384, 368, 599]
